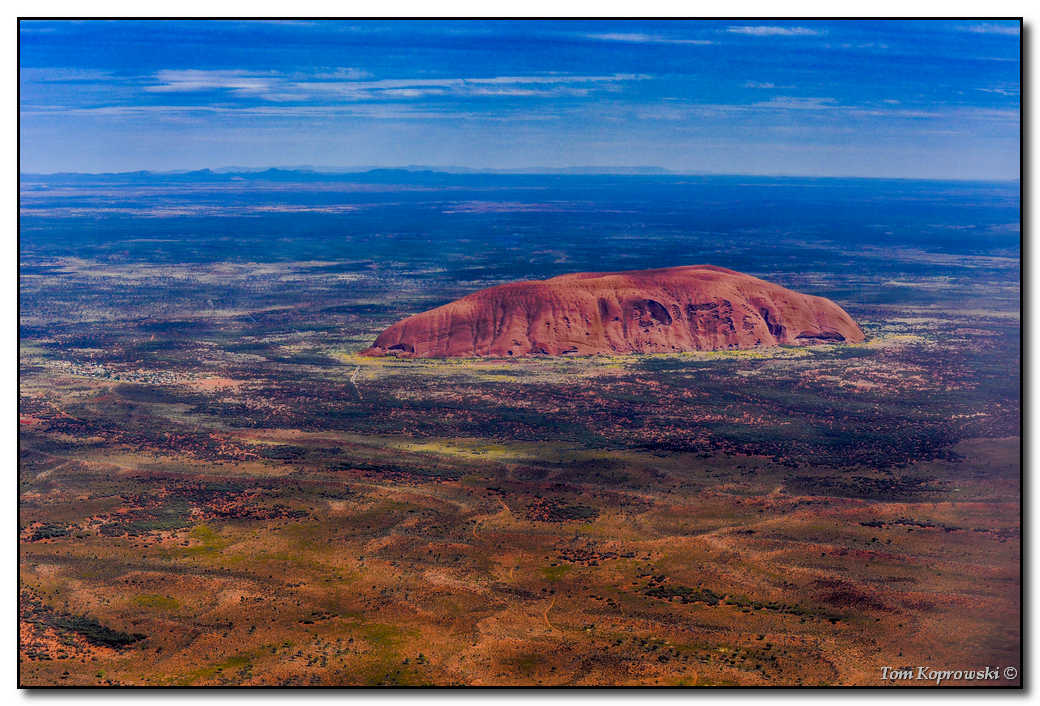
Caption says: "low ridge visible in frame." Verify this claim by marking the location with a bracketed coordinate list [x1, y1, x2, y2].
[363, 265, 864, 358]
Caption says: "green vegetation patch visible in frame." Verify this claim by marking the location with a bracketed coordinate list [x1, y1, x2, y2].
[173, 649, 261, 685]
[97, 499, 193, 537]
[540, 564, 572, 582]
[359, 622, 407, 649]
[133, 594, 180, 611]
[505, 652, 545, 676]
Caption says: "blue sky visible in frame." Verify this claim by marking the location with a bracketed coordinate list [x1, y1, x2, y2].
[19, 19, 1020, 178]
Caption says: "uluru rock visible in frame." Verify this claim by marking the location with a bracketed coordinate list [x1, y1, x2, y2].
[363, 265, 864, 358]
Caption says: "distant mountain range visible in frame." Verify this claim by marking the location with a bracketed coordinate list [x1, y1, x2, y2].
[19, 167, 1014, 186]
[214, 165, 675, 175]
[21, 165, 676, 179]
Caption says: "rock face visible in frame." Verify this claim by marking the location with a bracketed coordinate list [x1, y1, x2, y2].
[363, 265, 864, 358]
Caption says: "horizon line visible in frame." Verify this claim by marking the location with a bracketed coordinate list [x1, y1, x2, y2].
[18, 166, 1022, 183]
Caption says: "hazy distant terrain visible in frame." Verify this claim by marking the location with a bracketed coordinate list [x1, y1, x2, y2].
[19, 171, 1020, 685]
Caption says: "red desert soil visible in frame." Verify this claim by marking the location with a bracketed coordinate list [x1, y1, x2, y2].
[363, 265, 864, 358]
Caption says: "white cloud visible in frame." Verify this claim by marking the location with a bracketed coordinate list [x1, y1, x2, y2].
[350, 74, 647, 87]
[628, 97, 1018, 124]
[962, 23, 1019, 36]
[21, 103, 562, 122]
[145, 70, 651, 102]
[743, 81, 776, 89]
[145, 70, 277, 95]
[727, 26, 824, 37]
[311, 68, 372, 80]
[977, 87, 1019, 97]
[752, 96, 837, 110]
[583, 32, 714, 45]
[834, 42, 889, 50]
